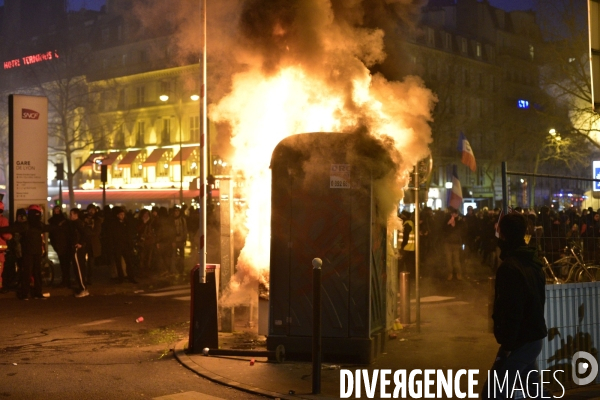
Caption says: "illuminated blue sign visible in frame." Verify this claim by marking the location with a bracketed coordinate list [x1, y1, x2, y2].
[517, 99, 529, 109]
[594, 161, 600, 192]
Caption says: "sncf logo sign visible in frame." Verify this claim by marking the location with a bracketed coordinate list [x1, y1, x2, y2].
[22, 109, 40, 120]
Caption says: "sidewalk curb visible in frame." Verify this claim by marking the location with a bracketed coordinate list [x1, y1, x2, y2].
[174, 339, 338, 400]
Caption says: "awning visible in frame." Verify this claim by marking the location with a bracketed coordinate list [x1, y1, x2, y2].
[142, 148, 169, 166]
[54, 189, 200, 204]
[80, 152, 121, 170]
[116, 150, 141, 168]
[170, 147, 196, 165]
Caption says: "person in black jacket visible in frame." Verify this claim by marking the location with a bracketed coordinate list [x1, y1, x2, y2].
[481, 212, 548, 399]
[0, 205, 48, 300]
[48, 206, 70, 287]
[110, 207, 137, 284]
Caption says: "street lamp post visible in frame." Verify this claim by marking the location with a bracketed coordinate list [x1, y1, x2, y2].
[531, 129, 562, 208]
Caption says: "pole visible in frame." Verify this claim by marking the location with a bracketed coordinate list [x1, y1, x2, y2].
[199, 0, 207, 283]
[312, 257, 322, 394]
[58, 180, 62, 207]
[179, 98, 184, 205]
[413, 167, 420, 333]
[501, 162, 508, 215]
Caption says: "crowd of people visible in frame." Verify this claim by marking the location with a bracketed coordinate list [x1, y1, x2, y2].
[0, 202, 200, 300]
[398, 203, 600, 281]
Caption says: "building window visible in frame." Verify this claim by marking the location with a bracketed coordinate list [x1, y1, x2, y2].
[136, 86, 145, 106]
[427, 27, 435, 47]
[443, 32, 452, 50]
[476, 42, 482, 58]
[122, 54, 127, 66]
[461, 38, 468, 54]
[157, 161, 170, 177]
[160, 81, 171, 97]
[190, 115, 200, 141]
[118, 89, 126, 108]
[464, 68, 470, 87]
[162, 119, 171, 143]
[137, 121, 145, 146]
[132, 162, 143, 178]
[102, 28, 109, 43]
[117, 25, 123, 41]
[529, 44, 535, 60]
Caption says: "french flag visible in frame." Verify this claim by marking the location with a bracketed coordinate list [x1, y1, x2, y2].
[457, 132, 477, 172]
[448, 166, 463, 210]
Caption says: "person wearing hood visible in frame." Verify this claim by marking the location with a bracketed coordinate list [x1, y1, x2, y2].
[481, 212, 548, 399]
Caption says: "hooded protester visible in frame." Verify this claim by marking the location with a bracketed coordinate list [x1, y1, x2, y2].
[481, 212, 548, 399]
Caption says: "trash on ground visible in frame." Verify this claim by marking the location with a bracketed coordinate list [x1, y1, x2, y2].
[135, 316, 144, 323]
[399, 338, 408, 342]
[389, 333, 398, 340]
[134, 290, 144, 294]
[12, 363, 17, 366]
[250, 358, 255, 366]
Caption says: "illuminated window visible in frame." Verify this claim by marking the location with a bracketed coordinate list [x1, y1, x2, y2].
[136, 86, 145, 106]
[190, 115, 200, 141]
[137, 121, 145, 146]
[132, 162, 143, 178]
[162, 119, 171, 144]
[476, 42, 481, 58]
[529, 44, 535, 60]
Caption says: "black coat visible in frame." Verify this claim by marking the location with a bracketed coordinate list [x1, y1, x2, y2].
[493, 244, 547, 351]
[48, 213, 69, 255]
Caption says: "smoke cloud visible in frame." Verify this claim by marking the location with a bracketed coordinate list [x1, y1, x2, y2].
[133, 0, 436, 314]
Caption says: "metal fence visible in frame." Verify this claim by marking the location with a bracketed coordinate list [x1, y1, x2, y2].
[502, 162, 600, 264]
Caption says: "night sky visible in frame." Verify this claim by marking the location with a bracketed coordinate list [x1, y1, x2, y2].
[0, 0, 106, 11]
[0, 0, 534, 13]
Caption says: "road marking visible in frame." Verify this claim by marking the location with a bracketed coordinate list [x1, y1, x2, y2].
[410, 296, 455, 303]
[173, 296, 191, 301]
[153, 391, 225, 400]
[79, 319, 116, 327]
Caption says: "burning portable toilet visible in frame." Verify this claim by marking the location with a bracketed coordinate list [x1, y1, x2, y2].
[266, 131, 399, 363]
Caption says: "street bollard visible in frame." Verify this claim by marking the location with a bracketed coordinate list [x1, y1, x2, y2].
[488, 276, 495, 333]
[312, 257, 323, 395]
[398, 271, 411, 324]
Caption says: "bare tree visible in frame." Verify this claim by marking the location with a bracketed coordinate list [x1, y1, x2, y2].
[536, 0, 600, 150]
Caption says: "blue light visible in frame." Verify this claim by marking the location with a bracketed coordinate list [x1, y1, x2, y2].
[517, 99, 529, 109]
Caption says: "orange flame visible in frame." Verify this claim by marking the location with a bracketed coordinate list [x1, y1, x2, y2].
[211, 64, 434, 287]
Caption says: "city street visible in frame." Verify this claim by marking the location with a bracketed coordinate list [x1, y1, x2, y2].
[0, 281, 266, 400]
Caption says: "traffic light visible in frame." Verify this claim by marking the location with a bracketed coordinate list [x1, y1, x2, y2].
[100, 165, 108, 183]
[55, 163, 64, 181]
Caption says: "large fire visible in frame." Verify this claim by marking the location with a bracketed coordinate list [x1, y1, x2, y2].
[210, 0, 436, 308]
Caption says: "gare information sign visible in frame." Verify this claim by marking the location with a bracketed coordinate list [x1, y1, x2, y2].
[8, 95, 48, 220]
